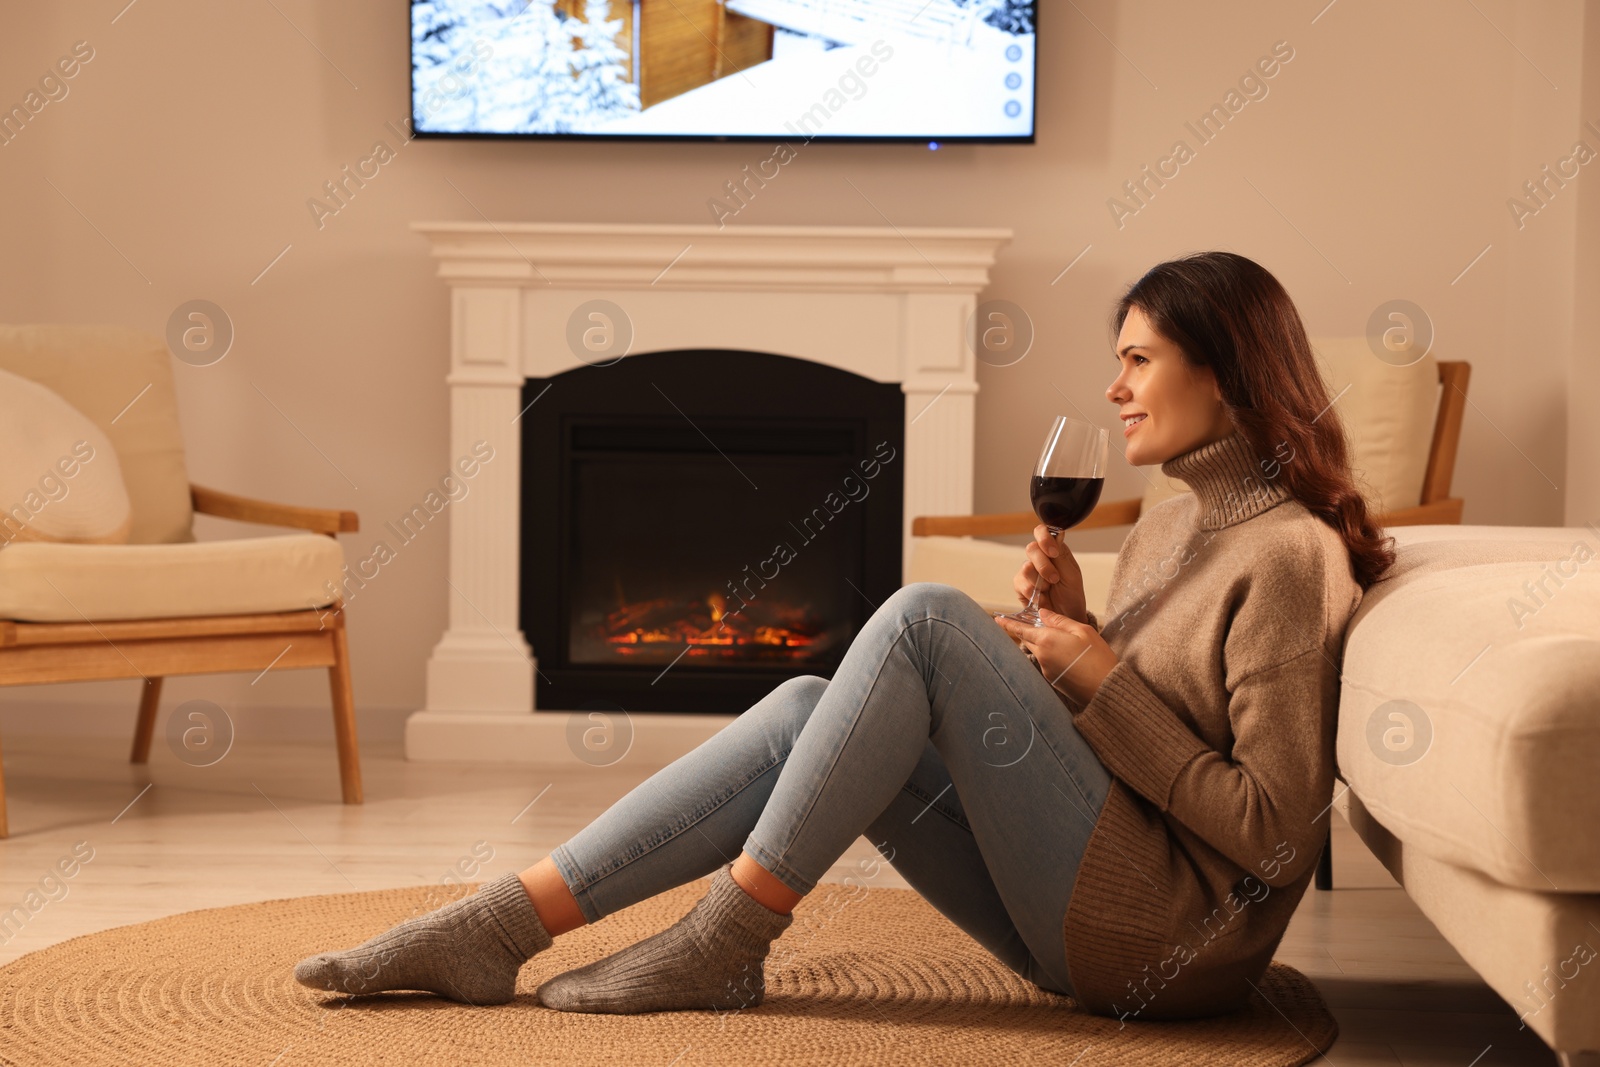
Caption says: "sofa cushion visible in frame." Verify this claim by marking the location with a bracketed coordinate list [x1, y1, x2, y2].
[0, 534, 345, 622]
[1336, 523, 1600, 892]
[0, 325, 193, 545]
[1143, 337, 1439, 516]
[0, 369, 132, 545]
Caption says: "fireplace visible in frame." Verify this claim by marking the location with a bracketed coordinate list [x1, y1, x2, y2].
[522, 349, 903, 712]
[406, 222, 1009, 763]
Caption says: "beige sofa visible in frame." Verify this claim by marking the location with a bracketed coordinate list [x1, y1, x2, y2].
[1337, 522, 1600, 1066]
[908, 340, 1600, 1064]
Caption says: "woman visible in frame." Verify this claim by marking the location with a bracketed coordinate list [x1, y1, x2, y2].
[294, 251, 1394, 1022]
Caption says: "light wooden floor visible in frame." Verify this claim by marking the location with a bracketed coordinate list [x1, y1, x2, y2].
[0, 733, 1558, 1065]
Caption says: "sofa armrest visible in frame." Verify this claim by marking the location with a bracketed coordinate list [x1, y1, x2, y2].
[191, 484, 359, 536]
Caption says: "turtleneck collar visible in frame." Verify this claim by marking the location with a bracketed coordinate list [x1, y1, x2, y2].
[1159, 430, 1294, 530]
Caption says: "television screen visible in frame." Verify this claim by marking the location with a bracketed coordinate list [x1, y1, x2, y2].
[411, 0, 1036, 142]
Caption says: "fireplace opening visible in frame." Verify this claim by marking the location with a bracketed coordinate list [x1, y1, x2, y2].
[521, 350, 904, 713]
[565, 421, 860, 670]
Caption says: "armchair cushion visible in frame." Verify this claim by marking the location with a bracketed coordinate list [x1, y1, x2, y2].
[1142, 338, 1439, 516]
[0, 369, 132, 545]
[0, 325, 193, 545]
[0, 534, 346, 622]
[1335, 523, 1600, 892]
[906, 534, 1117, 619]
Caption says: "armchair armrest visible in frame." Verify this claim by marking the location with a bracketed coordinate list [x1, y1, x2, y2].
[191, 484, 359, 536]
[1377, 498, 1464, 527]
[911, 495, 1464, 541]
[911, 497, 1143, 537]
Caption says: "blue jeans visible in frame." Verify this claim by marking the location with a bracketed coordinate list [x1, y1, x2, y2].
[548, 582, 1113, 996]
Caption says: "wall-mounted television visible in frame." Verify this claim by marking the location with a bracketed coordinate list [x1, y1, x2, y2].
[411, 0, 1036, 143]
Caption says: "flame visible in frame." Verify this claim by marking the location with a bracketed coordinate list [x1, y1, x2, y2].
[596, 589, 823, 661]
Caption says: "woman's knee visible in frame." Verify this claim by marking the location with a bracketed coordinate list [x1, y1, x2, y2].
[881, 582, 983, 625]
[729, 674, 828, 752]
[761, 674, 828, 727]
[773, 673, 828, 703]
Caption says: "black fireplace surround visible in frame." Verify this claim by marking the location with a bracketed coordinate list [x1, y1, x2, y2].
[520, 350, 904, 713]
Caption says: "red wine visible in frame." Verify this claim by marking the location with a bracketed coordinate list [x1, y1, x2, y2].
[1030, 475, 1104, 529]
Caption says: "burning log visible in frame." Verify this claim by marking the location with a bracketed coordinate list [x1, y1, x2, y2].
[600, 591, 827, 657]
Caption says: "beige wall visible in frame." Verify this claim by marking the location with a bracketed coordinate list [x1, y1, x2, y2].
[0, 1, 1593, 726]
[1573, 0, 1600, 529]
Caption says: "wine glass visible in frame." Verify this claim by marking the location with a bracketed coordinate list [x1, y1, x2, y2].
[994, 416, 1109, 626]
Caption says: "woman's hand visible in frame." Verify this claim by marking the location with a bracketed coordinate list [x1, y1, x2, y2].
[1014, 523, 1088, 622]
[994, 608, 1118, 708]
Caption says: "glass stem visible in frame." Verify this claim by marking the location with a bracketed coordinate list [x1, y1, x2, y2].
[1022, 525, 1062, 620]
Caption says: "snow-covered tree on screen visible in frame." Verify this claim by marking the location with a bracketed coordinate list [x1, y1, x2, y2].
[412, 0, 461, 69]
[411, 0, 486, 131]
[565, 0, 640, 127]
[982, 0, 1033, 34]
[943, 0, 1034, 35]
[413, 0, 639, 135]
[482, 1, 586, 133]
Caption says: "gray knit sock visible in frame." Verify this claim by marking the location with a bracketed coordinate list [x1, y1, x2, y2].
[537, 863, 793, 1014]
[294, 872, 552, 1005]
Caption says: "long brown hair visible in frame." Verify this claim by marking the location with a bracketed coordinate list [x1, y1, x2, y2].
[1112, 251, 1396, 590]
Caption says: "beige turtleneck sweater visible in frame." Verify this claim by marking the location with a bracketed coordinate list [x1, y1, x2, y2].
[1056, 429, 1365, 1021]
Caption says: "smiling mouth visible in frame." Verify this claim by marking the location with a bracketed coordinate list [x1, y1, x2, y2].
[1123, 415, 1147, 435]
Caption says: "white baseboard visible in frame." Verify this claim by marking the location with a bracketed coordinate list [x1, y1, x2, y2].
[0, 698, 734, 768]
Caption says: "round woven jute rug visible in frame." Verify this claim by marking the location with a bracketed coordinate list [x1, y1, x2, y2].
[0, 877, 1336, 1066]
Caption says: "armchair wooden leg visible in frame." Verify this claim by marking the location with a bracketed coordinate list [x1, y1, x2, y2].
[327, 615, 363, 805]
[1314, 824, 1333, 890]
[131, 676, 163, 764]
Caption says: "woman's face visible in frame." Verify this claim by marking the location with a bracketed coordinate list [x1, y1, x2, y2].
[1106, 305, 1235, 467]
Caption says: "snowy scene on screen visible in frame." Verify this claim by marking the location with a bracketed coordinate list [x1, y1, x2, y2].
[411, 0, 1036, 140]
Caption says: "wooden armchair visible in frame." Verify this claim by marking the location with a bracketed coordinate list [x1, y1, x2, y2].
[0, 325, 365, 838]
[0, 488, 361, 838]
[914, 361, 1470, 539]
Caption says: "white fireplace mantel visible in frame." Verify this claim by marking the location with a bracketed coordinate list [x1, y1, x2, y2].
[405, 222, 1011, 763]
